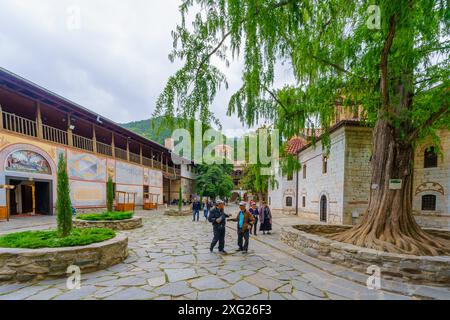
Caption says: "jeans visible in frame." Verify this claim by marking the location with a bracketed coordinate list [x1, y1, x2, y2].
[237, 228, 250, 251]
[193, 210, 199, 221]
[251, 217, 258, 235]
[210, 225, 225, 251]
[204, 209, 208, 220]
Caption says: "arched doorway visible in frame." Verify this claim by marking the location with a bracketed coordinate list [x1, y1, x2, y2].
[320, 195, 327, 222]
[1, 146, 56, 216]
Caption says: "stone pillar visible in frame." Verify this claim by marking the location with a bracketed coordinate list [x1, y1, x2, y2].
[126, 139, 130, 162]
[67, 115, 74, 146]
[111, 133, 115, 158]
[92, 124, 97, 153]
[0, 104, 3, 130]
[36, 102, 43, 139]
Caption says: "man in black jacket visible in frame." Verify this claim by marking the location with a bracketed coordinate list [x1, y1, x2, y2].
[208, 199, 230, 254]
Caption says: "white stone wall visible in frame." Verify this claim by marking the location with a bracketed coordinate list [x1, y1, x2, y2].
[412, 130, 450, 229]
[342, 127, 373, 225]
[269, 127, 347, 224]
[269, 125, 450, 230]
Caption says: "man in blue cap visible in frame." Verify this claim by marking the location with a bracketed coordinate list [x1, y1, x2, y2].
[208, 199, 230, 254]
[229, 201, 255, 254]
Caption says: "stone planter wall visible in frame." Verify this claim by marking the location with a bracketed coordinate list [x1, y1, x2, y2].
[281, 225, 450, 286]
[164, 208, 192, 217]
[0, 234, 128, 282]
[73, 217, 143, 230]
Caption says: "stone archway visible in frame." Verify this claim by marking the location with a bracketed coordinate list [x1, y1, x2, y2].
[0, 144, 57, 216]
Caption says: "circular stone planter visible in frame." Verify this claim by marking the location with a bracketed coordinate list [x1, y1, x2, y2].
[164, 208, 192, 217]
[0, 234, 128, 282]
[281, 224, 450, 286]
[73, 217, 143, 230]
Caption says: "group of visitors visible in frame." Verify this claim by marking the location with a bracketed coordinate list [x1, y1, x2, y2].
[206, 199, 272, 254]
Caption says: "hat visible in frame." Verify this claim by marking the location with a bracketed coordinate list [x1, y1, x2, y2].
[215, 199, 224, 205]
[239, 201, 247, 207]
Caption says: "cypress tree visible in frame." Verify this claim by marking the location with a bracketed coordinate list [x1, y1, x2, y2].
[107, 175, 114, 212]
[56, 153, 72, 237]
[178, 187, 182, 210]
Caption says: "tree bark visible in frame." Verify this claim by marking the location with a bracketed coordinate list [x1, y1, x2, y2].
[331, 119, 450, 255]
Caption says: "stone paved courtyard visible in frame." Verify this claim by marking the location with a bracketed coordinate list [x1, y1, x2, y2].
[1, 208, 449, 300]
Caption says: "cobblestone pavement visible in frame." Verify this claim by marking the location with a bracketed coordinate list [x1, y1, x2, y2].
[1, 208, 449, 300]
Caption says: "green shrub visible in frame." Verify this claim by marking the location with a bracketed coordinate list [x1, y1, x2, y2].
[77, 211, 133, 221]
[107, 176, 114, 212]
[56, 153, 72, 237]
[0, 228, 115, 249]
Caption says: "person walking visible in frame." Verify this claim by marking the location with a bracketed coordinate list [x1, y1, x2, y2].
[229, 201, 255, 254]
[208, 200, 230, 254]
[259, 201, 272, 235]
[248, 201, 259, 236]
[192, 198, 201, 222]
[203, 198, 209, 221]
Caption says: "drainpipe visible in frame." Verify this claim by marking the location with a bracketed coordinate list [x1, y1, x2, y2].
[295, 153, 299, 216]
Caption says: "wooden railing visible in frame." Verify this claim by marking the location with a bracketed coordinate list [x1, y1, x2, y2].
[129, 152, 141, 164]
[73, 133, 93, 152]
[42, 124, 68, 145]
[115, 147, 128, 161]
[97, 141, 113, 157]
[2, 111, 37, 137]
[142, 156, 153, 167]
[0, 111, 182, 174]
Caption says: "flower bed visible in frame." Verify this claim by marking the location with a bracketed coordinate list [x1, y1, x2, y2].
[0, 233, 128, 282]
[281, 224, 450, 286]
[77, 211, 133, 221]
[73, 212, 142, 230]
[0, 228, 115, 249]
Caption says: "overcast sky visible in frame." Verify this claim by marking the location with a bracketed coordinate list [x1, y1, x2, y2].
[0, 0, 294, 137]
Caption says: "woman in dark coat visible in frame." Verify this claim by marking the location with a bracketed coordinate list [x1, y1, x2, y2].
[259, 201, 272, 234]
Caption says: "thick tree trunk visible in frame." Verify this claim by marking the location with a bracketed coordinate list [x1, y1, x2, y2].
[331, 119, 450, 256]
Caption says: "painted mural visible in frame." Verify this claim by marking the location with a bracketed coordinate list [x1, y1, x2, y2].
[116, 161, 143, 185]
[70, 180, 106, 207]
[5, 150, 51, 175]
[68, 151, 106, 181]
[148, 169, 163, 187]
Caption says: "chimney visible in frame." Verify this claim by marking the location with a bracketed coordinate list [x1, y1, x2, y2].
[165, 138, 174, 151]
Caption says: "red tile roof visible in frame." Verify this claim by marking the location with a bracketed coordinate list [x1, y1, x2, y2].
[285, 136, 307, 155]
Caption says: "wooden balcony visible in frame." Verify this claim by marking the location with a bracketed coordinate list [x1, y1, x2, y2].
[2, 111, 37, 138]
[0, 110, 181, 174]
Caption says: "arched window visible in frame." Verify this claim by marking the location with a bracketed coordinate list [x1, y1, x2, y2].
[421, 194, 436, 211]
[322, 156, 328, 174]
[303, 164, 307, 179]
[302, 196, 306, 207]
[286, 196, 293, 207]
[424, 147, 438, 168]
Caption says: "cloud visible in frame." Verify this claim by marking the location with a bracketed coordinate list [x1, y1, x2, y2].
[0, 0, 295, 137]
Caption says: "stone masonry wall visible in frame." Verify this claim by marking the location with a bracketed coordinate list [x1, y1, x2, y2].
[342, 126, 373, 225]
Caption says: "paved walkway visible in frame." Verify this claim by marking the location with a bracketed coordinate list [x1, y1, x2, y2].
[0, 208, 449, 300]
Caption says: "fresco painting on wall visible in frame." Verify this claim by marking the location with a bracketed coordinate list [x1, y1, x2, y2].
[68, 152, 106, 181]
[116, 161, 143, 185]
[149, 169, 163, 187]
[5, 150, 51, 175]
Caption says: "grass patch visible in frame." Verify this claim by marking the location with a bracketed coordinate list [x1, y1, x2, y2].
[77, 211, 133, 221]
[0, 228, 116, 249]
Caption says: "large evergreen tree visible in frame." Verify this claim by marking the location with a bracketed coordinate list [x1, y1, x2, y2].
[56, 153, 73, 237]
[157, 0, 450, 255]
